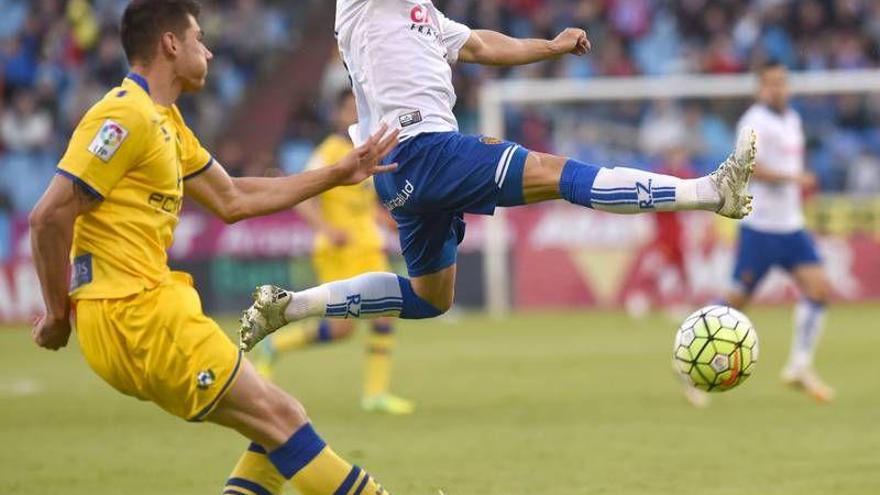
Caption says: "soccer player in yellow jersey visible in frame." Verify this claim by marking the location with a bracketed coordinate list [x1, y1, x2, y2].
[257, 91, 414, 415]
[28, 1, 399, 494]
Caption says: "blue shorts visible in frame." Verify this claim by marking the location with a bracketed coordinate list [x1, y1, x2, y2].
[732, 225, 822, 293]
[375, 132, 530, 277]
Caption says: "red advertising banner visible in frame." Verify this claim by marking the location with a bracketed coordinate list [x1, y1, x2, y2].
[3, 204, 880, 324]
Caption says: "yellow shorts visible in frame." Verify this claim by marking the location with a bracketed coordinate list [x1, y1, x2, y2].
[313, 247, 390, 283]
[74, 272, 242, 422]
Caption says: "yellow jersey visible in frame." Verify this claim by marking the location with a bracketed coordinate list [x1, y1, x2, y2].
[58, 74, 213, 300]
[308, 133, 384, 253]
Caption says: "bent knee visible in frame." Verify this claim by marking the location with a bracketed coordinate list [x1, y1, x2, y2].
[261, 383, 308, 427]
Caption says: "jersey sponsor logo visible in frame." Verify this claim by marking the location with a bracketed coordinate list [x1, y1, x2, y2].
[399, 110, 422, 128]
[383, 180, 415, 211]
[480, 136, 503, 145]
[70, 253, 93, 290]
[410, 5, 428, 23]
[148, 192, 183, 214]
[87, 119, 129, 162]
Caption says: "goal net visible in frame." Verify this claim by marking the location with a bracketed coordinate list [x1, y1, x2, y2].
[475, 70, 880, 316]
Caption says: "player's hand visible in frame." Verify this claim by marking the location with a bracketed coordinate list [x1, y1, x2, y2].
[798, 172, 818, 190]
[337, 123, 400, 186]
[32, 314, 72, 351]
[550, 28, 591, 57]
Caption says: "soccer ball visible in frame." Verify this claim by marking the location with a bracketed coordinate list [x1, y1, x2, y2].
[673, 305, 759, 392]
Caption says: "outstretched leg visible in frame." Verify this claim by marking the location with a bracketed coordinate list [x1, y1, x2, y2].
[517, 127, 756, 218]
[241, 265, 456, 351]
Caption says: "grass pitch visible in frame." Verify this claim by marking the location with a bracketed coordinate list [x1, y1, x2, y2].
[1, 305, 879, 494]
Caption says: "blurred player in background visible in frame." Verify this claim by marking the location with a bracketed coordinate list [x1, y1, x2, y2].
[240, 0, 756, 354]
[684, 61, 833, 407]
[732, 61, 833, 401]
[29, 1, 399, 493]
[255, 90, 414, 415]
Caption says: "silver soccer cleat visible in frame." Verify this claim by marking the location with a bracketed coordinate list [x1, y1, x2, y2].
[239, 285, 292, 351]
[710, 126, 756, 219]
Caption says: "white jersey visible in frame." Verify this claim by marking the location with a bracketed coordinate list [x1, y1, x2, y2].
[335, 0, 472, 145]
[737, 104, 806, 233]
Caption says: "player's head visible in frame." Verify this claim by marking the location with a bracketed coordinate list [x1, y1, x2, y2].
[333, 90, 358, 133]
[121, 0, 212, 92]
[756, 60, 789, 111]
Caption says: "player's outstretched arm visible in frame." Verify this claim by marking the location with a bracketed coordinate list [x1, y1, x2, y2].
[458, 28, 590, 66]
[186, 124, 399, 224]
[29, 175, 101, 350]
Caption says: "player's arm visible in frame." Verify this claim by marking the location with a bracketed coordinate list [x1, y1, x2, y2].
[185, 125, 398, 224]
[458, 28, 590, 66]
[29, 175, 101, 350]
[753, 163, 816, 187]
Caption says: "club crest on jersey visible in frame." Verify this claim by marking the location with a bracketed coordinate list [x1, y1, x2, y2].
[636, 179, 654, 209]
[480, 136, 503, 145]
[88, 119, 129, 162]
[196, 369, 216, 390]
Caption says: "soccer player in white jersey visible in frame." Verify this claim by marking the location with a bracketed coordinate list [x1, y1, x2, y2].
[240, 1, 756, 354]
[732, 61, 833, 401]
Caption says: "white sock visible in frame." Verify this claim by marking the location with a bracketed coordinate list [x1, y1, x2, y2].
[590, 167, 720, 214]
[284, 272, 404, 321]
[788, 299, 827, 370]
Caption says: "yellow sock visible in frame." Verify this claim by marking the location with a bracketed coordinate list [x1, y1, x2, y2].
[363, 332, 394, 398]
[268, 424, 389, 495]
[271, 324, 317, 353]
[292, 447, 388, 495]
[225, 443, 285, 495]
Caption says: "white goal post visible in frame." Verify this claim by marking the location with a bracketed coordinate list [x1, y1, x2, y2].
[478, 69, 880, 317]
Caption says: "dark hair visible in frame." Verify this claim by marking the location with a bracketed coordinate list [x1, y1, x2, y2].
[121, 0, 201, 64]
[757, 59, 786, 76]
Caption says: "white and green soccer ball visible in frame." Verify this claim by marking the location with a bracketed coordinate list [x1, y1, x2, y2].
[673, 305, 759, 392]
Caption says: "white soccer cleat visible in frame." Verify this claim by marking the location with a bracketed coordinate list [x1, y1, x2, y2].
[710, 126, 756, 219]
[239, 285, 292, 351]
[781, 366, 835, 404]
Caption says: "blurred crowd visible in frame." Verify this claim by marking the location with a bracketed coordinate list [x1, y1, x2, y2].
[0, 0, 301, 220]
[3, 0, 880, 230]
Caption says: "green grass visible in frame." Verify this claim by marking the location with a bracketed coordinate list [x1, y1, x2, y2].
[2, 305, 879, 494]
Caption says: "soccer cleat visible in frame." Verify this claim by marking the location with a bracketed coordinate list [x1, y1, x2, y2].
[710, 126, 756, 219]
[781, 366, 835, 403]
[239, 285, 292, 351]
[361, 393, 416, 415]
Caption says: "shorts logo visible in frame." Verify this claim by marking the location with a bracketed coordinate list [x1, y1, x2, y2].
[383, 180, 415, 211]
[196, 369, 216, 390]
[399, 110, 422, 128]
[480, 136, 503, 145]
[88, 119, 129, 162]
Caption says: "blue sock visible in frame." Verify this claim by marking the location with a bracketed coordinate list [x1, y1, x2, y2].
[559, 159, 602, 208]
[267, 423, 327, 479]
[372, 321, 394, 335]
[288, 272, 444, 321]
[315, 320, 333, 342]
